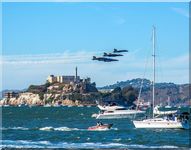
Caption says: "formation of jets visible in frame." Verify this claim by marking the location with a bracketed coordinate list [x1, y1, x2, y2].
[92, 48, 128, 62]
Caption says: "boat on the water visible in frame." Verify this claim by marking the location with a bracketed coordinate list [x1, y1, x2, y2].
[133, 26, 189, 129]
[88, 123, 113, 131]
[153, 105, 177, 115]
[94, 108, 145, 119]
[98, 102, 126, 111]
[133, 116, 189, 129]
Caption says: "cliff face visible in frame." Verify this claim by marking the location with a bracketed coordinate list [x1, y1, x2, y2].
[0, 92, 42, 105]
[0, 81, 99, 106]
[0, 92, 97, 106]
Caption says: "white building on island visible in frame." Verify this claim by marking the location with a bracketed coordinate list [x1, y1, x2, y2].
[46, 67, 80, 84]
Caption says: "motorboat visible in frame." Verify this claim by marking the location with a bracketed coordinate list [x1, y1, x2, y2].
[94, 108, 145, 119]
[153, 105, 177, 115]
[88, 123, 113, 131]
[98, 102, 126, 111]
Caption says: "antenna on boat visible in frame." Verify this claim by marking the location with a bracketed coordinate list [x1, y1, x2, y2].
[152, 25, 156, 119]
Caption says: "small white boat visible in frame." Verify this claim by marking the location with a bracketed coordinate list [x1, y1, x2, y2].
[153, 106, 177, 115]
[95, 108, 145, 119]
[88, 123, 113, 131]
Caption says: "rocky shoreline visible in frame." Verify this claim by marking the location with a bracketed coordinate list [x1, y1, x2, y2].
[0, 92, 97, 107]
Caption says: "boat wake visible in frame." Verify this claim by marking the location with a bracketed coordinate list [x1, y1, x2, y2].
[1, 127, 29, 130]
[1, 126, 118, 132]
[0, 140, 180, 149]
[39, 126, 80, 131]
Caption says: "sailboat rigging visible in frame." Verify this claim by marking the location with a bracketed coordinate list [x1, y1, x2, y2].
[132, 26, 189, 129]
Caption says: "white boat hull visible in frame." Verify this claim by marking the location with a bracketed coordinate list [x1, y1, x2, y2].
[133, 118, 188, 129]
[96, 110, 145, 119]
[98, 105, 125, 111]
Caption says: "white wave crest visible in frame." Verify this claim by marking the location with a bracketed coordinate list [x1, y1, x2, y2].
[54, 127, 79, 131]
[39, 127, 54, 131]
[0, 140, 180, 149]
[1, 126, 118, 132]
[1, 127, 29, 130]
[39, 126, 80, 131]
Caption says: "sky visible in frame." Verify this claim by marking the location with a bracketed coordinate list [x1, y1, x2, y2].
[1, 2, 189, 90]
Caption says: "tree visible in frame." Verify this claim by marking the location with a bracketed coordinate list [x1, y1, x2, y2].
[112, 87, 121, 93]
[122, 86, 138, 105]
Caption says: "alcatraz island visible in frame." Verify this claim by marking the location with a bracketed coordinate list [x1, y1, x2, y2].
[0, 67, 190, 107]
[0, 67, 138, 107]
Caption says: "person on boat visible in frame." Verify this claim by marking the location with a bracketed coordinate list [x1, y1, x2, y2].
[97, 121, 103, 126]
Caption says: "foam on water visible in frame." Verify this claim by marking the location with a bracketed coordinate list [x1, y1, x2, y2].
[2, 126, 118, 132]
[39, 126, 80, 131]
[39, 126, 54, 131]
[1, 127, 29, 130]
[54, 126, 79, 131]
[1, 140, 180, 149]
[113, 138, 122, 142]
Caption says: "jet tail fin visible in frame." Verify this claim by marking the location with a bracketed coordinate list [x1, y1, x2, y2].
[92, 56, 96, 60]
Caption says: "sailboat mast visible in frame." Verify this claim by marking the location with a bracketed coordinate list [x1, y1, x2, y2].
[152, 26, 156, 119]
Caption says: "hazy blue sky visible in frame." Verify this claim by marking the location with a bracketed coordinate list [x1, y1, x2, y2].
[2, 2, 189, 90]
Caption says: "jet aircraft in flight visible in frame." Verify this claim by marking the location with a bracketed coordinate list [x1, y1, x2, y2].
[92, 56, 118, 62]
[113, 48, 128, 53]
[103, 52, 123, 57]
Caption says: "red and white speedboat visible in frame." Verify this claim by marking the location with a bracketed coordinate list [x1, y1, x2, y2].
[88, 124, 113, 131]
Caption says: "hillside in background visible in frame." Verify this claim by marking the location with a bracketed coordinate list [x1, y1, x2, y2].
[1, 78, 190, 106]
[99, 78, 190, 106]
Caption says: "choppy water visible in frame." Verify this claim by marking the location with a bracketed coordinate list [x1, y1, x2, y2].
[1, 106, 190, 149]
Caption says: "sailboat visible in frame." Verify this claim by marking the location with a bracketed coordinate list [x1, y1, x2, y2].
[133, 26, 189, 129]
